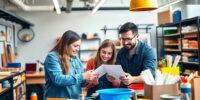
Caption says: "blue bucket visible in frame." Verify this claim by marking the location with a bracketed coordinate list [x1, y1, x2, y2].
[97, 88, 133, 100]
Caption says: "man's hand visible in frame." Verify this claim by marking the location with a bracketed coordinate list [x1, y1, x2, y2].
[107, 74, 121, 88]
[106, 74, 116, 82]
[120, 73, 134, 85]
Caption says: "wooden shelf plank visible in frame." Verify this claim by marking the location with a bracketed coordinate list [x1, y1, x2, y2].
[0, 87, 11, 95]
[182, 48, 198, 51]
[82, 38, 101, 41]
[116, 46, 122, 50]
[183, 36, 198, 39]
[164, 43, 180, 46]
[182, 61, 199, 65]
[14, 80, 25, 89]
[182, 31, 198, 35]
[163, 33, 180, 37]
[164, 49, 181, 52]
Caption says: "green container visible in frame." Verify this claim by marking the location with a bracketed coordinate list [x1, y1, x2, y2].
[164, 29, 177, 35]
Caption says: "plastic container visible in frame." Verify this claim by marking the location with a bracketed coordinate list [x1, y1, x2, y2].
[128, 84, 144, 90]
[30, 92, 38, 100]
[97, 88, 133, 100]
[173, 9, 182, 23]
[2, 81, 11, 88]
[181, 83, 192, 100]
[164, 29, 178, 35]
[7, 62, 21, 68]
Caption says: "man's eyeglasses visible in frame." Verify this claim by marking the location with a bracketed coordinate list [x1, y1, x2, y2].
[121, 34, 138, 42]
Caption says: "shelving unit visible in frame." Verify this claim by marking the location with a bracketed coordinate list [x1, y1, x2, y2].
[156, 22, 181, 60]
[101, 24, 154, 51]
[0, 8, 34, 100]
[0, 8, 34, 64]
[156, 16, 200, 74]
[180, 16, 200, 73]
[0, 70, 26, 100]
[79, 38, 101, 67]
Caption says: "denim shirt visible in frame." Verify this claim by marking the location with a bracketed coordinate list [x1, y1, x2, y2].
[116, 41, 156, 86]
[44, 51, 85, 99]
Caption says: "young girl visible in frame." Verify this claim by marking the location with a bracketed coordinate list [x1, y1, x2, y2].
[86, 39, 120, 96]
[44, 30, 94, 99]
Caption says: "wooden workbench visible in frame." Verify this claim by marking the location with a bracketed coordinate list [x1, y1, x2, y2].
[26, 72, 45, 84]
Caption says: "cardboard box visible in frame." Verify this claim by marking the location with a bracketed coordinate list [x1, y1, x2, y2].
[191, 77, 200, 100]
[157, 8, 173, 25]
[144, 84, 179, 100]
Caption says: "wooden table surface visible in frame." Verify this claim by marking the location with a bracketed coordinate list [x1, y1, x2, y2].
[26, 72, 45, 84]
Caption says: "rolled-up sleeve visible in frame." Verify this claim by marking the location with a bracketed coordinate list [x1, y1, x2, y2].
[45, 53, 84, 87]
[142, 47, 157, 76]
[77, 58, 87, 87]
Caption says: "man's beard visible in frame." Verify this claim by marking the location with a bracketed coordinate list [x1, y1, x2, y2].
[124, 43, 135, 50]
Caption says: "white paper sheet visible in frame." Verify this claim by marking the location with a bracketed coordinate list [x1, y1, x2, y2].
[92, 64, 106, 78]
[92, 64, 126, 80]
[104, 65, 126, 80]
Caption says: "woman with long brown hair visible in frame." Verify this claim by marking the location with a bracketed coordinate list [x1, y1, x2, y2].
[86, 39, 120, 96]
[44, 30, 95, 99]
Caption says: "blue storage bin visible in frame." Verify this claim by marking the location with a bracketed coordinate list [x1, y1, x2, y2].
[97, 88, 133, 100]
[173, 10, 182, 23]
[7, 62, 21, 68]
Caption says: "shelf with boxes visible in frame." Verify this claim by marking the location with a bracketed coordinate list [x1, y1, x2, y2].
[0, 69, 26, 100]
[0, 7, 32, 100]
[180, 17, 200, 72]
[156, 22, 181, 59]
[156, 16, 200, 74]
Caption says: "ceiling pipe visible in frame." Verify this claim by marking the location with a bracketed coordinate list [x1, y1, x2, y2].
[66, 0, 73, 13]
[60, 7, 129, 11]
[92, 0, 106, 14]
[185, 0, 200, 4]
[53, 0, 61, 14]
[0, 0, 5, 8]
[150, 0, 183, 13]
[9, 0, 54, 11]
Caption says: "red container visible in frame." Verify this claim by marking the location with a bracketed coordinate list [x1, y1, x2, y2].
[128, 84, 144, 90]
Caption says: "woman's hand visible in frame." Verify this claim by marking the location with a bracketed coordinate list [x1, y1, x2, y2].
[83, 70, 93, 81]
[87, 74, 99, 88]
[90, 74, 99, 84]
